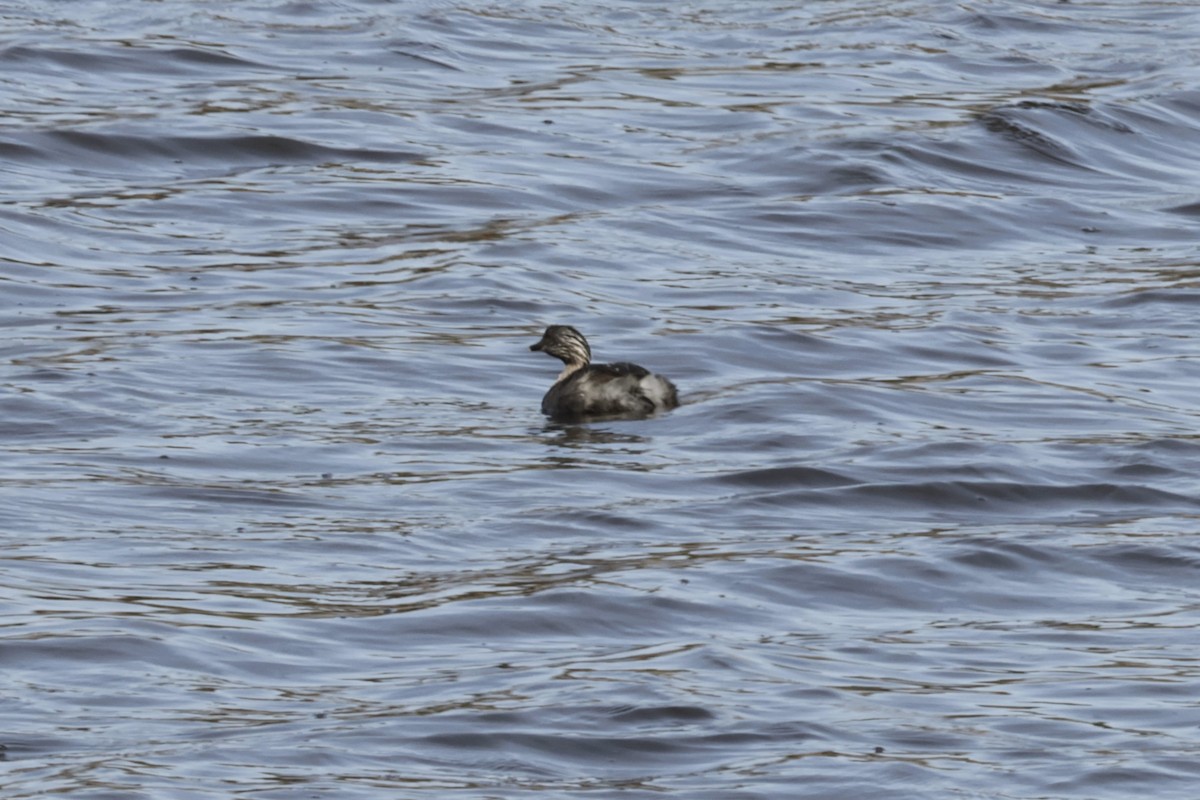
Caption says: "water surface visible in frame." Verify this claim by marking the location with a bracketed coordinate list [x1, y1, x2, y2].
[3, 1, 1200, 798]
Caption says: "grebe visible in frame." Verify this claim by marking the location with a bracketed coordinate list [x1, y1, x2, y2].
[529, 325, 679, 422]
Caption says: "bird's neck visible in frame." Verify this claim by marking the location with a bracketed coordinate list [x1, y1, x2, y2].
[556, 359, 588, 383]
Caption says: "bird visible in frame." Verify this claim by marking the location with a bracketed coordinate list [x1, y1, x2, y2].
[529, 325, 679, 422]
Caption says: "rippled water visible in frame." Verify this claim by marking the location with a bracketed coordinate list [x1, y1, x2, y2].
[4, 1, 1200, 797]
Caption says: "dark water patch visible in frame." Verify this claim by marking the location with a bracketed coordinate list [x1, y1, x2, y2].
[0, 43, 273, 75]
[1101, 289, 1200, 308]
[1048, 765, 1198, 796]
[5, 632, 212, 674]
[978, 102, 1093, 166]
[1108, 462, 1185, 479]
[0, 387, 138, 440]
[947, 539, 1057, 573]
[1164, 201, 1200, 216]
[1085, 542, 1200, 579]
[8, 130, 423, 172]
[420, 729, 723, 767]
[709, 465, 856, 490]
[604, 704, 715, 725]
[732, 479, 1200, 524]
[975, 99, 1196, 190]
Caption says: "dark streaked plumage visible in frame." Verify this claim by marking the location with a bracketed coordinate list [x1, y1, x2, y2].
[529, 325, 679, 422]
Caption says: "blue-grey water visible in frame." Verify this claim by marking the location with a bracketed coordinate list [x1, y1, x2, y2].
[3, 1, 1200, 797]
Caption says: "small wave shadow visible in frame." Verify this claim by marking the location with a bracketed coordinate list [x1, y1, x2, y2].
[537, 423, 652, 447]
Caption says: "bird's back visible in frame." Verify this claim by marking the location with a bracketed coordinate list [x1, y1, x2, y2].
[542, 362, 679, 421]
